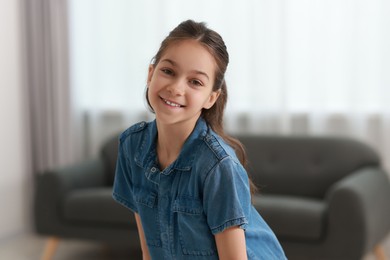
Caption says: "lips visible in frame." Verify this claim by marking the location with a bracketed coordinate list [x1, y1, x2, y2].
[161, 97, 184, 108]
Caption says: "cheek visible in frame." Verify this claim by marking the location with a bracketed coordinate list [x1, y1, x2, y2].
[191, 92, 210, 107]
[148, 87, 158, 105]
[148, 75, 166, 92]
[147, 80, 159, 96]
[146, 89, 154, 111]
[147, 84, 159, 108]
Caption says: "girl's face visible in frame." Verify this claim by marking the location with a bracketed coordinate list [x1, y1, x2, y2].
[147, 40, 220, 127]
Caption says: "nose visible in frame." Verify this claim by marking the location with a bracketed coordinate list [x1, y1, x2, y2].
[166, 80, 185, 96]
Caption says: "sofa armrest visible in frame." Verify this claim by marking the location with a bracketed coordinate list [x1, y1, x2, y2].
[34, 158, 106, 235]
[325, 167, 390, 255]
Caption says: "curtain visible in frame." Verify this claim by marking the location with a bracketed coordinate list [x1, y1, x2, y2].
[23, 0, 77, 173]
[68, 0, 390, 172]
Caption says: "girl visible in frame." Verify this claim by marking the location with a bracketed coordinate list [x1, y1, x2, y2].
[113, 20, 286, 260]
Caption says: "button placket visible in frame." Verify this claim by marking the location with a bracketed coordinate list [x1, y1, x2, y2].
[145, 166, 160, 185]
[158, 170, 176, 255]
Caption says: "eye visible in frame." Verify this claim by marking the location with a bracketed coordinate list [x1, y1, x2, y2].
[189, 79, 203, 87]
[161, 68, 174, 76]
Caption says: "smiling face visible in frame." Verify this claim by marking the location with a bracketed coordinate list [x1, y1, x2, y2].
[147, 40, 220, 127]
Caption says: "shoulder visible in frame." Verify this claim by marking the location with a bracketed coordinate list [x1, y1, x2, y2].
[203, 130, 239, 163]
[117, 120, 157, 163]
[197, 129, 240, 166]
[118, 121, 156, 155]
[119, 121, 149, 142]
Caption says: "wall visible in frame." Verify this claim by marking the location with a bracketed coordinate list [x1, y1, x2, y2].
[0, 0, 30, 240]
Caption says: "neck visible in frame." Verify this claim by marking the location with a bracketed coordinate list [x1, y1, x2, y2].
[156, 118, 198, 170]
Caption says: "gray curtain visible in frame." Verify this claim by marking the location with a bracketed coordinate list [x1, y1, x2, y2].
[22, 0, 74, 174]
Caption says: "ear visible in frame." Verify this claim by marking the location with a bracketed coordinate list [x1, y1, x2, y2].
[147, 65, 155, 85]
[203, 90, 221, 109]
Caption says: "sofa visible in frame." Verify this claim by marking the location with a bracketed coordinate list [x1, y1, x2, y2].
[34, 133, 390, 260]
[237, 135, 390, 259]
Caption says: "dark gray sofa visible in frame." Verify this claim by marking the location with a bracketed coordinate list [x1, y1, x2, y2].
[34, 134, 390, 259]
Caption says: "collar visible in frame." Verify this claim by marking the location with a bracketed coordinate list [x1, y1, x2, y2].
[134, 117, 209, 173]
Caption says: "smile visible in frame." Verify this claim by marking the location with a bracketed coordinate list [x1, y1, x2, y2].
[161, 98, 184, 108]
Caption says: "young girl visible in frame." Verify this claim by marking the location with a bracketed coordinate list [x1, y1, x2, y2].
[113, 20, 286, 260]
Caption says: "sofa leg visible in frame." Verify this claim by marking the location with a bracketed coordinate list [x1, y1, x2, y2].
[41, 237, 60, 260]
[374, 245, 387, 260]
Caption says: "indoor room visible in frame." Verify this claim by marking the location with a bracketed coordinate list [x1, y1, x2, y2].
[1, 0, 390, 259]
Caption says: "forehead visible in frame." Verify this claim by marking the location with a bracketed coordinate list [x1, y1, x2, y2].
[160, 40, 217, 76]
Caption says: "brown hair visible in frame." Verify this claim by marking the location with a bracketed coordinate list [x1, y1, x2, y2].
[146, 20, 257, 195]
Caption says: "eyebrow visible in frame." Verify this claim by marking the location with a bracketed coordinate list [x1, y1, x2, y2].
[160, 59, 210, 80]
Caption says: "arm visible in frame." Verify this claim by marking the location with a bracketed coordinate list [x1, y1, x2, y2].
[215, 226, 247, 260]
[135, 213, 151, 260]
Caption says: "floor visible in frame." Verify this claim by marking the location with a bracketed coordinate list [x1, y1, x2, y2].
[0, 232, 141, 260]
[0, 232, 389, 260]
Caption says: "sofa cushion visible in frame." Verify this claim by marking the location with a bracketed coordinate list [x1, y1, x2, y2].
[253, 195, 326, 241]
[63, 188, 135, 227]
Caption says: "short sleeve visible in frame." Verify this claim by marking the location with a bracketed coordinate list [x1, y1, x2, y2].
[203, 158, 251, 234]
[112, 136, 138, 213]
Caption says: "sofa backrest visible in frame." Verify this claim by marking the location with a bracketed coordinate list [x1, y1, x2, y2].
[101, 134, 120, 186]
[236, 136, 380, 199]
[101, 133, 380, 198]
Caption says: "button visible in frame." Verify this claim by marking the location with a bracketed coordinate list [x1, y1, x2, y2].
[151, 167, 157, 173]
[139, 122, 145, 128]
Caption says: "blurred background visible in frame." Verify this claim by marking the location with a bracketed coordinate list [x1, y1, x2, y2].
[1, 0, 390, 258]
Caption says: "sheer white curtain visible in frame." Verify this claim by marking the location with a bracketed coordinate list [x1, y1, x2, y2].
[68, 0, 390, 172]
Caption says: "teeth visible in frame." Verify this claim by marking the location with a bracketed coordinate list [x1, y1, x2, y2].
[163, 98, 181, 107]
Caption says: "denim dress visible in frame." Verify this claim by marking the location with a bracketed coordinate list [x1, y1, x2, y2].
[113, 117, 287, 260]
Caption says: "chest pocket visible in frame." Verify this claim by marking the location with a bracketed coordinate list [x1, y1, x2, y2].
[135, 189, 157, 208]
[134, 188, 161, 247]
[173, 197, 217, 257]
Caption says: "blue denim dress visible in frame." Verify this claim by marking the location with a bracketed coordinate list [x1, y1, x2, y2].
[113, 118, 287, 259]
